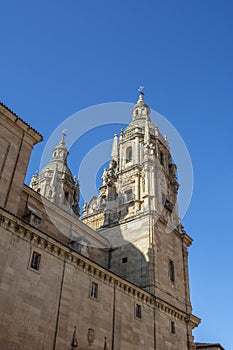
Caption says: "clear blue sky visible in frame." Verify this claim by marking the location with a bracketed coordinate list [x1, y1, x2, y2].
[1, 1, 233, 348]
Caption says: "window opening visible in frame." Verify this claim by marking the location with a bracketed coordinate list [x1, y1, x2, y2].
[30, 252, 41, 271]
[126, 147, 132, 163]
[171, 321, 176, 334]
[135, 304, 142, 319]
[169, 259, 175, 283]
[90, 282, 98, 299]
[122, 257, 128, 263]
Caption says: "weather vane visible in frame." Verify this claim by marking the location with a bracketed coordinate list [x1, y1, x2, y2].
[137, 86, 144, 95]
[62, 129, 67, 138]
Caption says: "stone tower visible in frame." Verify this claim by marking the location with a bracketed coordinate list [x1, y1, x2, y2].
[82, 92, 197, 348]
[30, 134, 80, 216]
[82, 92, 179, 228]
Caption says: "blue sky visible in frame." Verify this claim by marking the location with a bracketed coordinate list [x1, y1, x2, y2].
[1, 1, 233, 348]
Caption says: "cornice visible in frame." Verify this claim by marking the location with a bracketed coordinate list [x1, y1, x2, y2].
[180, 232, 193, 247]
[0, 207, 198, 324]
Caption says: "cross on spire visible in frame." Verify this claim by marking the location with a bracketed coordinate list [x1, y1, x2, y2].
[137, 86, 144, 95]
[62, 129, 67, 138]
[60, 129, 67, 145]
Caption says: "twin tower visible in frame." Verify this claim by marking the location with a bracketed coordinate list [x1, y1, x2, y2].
[30, 92, 179, 232]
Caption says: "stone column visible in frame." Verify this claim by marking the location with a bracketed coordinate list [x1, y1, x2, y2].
[134, 175, 140, 212]
[143, 147, 150, 211]
[135, 136, 140, 164]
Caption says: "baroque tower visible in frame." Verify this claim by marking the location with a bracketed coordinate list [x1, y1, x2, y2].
[82, 92, 179, 227]
[30, 133, 80, 216]
[82, 91, 199, 348]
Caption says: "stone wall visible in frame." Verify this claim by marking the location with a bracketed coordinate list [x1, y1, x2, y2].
[0, 208, 197, 350]
[0, 103, 42, 216]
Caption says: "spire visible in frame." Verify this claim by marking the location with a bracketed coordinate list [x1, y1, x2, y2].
[52, 131, 69, 162]
[131, 86, 151, 123]
[111, 133, 118, 161]
[60, 135, 65, 146]
[29, 128, 78, 215]
[137, 85, 145, 103]
[60, 129, 67, 145]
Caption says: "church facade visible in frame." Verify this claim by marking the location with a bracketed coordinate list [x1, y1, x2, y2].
[0, 97, 224, 350]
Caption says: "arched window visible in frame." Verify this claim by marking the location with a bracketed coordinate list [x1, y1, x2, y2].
[126, 146, 132, 163]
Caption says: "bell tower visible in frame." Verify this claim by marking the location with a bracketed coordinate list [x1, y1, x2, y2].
[82, 90, 179, 229]
[30, 133, 80, 216]
[82, 91, 198, 348]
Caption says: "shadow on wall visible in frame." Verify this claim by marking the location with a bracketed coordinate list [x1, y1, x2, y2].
[98, 218, 154, 292]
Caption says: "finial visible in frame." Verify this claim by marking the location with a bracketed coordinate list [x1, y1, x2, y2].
[71, 325, 78, 349]
[137, 86, 145, 103]
[60, 129, 67, 145]
[164, 134, 169, 146]
[82, 201, 87, 214]
[104, 336, 108, 350]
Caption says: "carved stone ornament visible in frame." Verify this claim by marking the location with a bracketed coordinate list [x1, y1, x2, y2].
[87, 328, 95, 346]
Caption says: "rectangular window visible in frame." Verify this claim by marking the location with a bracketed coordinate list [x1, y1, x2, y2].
[126, 146, 132, 163]
[171, 321, 176, 334]
[135, 304, 142, 319]
[90, 282, 98, 299]
[30, 251, 41, 271]
[122, 257, 128, 263]
[160, 153, 164, 166]
[169, 259, 175, 283]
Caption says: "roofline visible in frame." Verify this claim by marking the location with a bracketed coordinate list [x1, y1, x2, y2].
[0, 205, 156, 300]
[0, 101, 43, 142]
[23, 184, 110, 246]
[195, 343, 225, 350]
